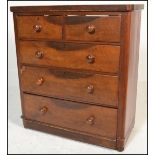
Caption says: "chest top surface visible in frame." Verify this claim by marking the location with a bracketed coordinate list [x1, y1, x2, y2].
[10, 4, 144, 13]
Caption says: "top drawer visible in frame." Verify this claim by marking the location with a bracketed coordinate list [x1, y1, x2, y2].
[16, 16, 62, 40]
[65, 16, 121, 42]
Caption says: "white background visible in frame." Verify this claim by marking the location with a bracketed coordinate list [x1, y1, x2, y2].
[3, 0, 149, 154]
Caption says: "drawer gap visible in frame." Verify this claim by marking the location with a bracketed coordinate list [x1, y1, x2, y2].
[23, 92, 118, 109]
[66, 15, 120, 17]
[85, 15, 110, 17]
[66, 15, 82, 16]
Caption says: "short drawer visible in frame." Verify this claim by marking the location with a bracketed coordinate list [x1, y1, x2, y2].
[65, 16, 121, 42]
[16, 16, 62, 40]
[23, 93, 117, 139]
[21, 66, 118, 107]
[19, 41, 120, 73]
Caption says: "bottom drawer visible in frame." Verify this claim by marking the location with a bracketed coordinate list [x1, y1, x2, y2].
[23, 93, 117, 139]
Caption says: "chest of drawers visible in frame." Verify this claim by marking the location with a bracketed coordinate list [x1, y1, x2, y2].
[10, 4, 144, 151]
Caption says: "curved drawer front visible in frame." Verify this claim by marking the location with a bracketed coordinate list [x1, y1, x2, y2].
[16, 16, 62, 39]
[21, 66, 118, 107]
[19, 41, 120, 73]
[23, 93, 117, 139]
[65, 16, 121, 42]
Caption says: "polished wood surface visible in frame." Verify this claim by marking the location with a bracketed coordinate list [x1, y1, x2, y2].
[24, 93, 117, 139]
[19, 41, 120, 73]
[65, 16, 121, 42]
[17, 16, 62, 39]
[23, 119, 117, 149]
[11, 5, 144, 151]
[116, 11, 142, 151]
[124, 11, 141, 137]
[10, 5, 144, 13]
[21, 66, 118, 107]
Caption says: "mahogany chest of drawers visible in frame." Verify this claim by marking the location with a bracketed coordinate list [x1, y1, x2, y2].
[10, 5, 144, 151]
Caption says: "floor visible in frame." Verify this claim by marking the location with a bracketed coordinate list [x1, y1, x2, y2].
[8, 81, 147, 154]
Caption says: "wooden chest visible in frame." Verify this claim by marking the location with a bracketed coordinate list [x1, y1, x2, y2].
[10, 4, 144, 151]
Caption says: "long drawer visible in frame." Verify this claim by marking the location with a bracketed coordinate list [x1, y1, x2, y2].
[19, 41, 120, 73]
[21, 66, 118, 107]
[23, 93, 117, 139]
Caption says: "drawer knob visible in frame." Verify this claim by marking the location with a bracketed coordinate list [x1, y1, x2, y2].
[40, 106, 48, 115]
[33, 24, 42, 32]
[87, 25, 95, 34]
[86, 116, 95, 125]
[35, 51, 44, 59]
[87, 85, 94, 94]
[86, 55, 95, 64]
[36, 77, 44, 86]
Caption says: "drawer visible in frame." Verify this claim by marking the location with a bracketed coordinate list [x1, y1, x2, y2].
[16, 16, 62, 40]
[21, 66, 118, 107]
[65, 16, 121, 42]
[19, 41, 120, 73]
[23, 93, 117, 139]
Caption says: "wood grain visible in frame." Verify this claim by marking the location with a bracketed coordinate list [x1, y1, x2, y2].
[116, 11, 142, 151]
[23, 93, 117, 139]
[17, 16, 62, 40]
[10, 5, 144, 151]
[65, 16, 121, 42]
[124, 11, 141, 137]
[19, 41, 120, 73]
[23, 119, 117, 149]
[21, 66, 118, 107]
[10, 5, 144, 13]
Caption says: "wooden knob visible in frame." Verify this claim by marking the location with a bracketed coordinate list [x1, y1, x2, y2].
[87, 25, 95, 34]
[36, 77, 44, 86]
[87, 85, 94, 94]
[40, 106, 48, 115]
[35, 51, 44, 59]
[86, 55, 95, 64]
[33, 24, 42, 32]
[86, 116, 95, 125]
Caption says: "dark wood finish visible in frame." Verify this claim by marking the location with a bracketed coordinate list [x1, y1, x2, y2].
[23, 93, 117, 139]
[124, 11, 141, 137]
[19, 41, 120, 73]
[21, 66, 118, 107]
[10, 5, 144, 13]
[16, 16, 62, 40]
[10, 12, 122, 17]
[65, 16, 121, 42]
[23, 119, 117, 149]
[11, 5, 144, 151]
[116, 11, 142, 151]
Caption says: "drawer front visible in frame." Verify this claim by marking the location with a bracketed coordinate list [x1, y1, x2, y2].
[21, 66, 118, 107]
[23, 93, 117, 139]
[19, 41, 120, 73]
[16, 16, 62, 39]
[65, 16, 121, 42]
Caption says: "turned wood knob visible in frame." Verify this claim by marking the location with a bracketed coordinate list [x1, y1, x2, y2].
[87, 85, 94, 94]
[35, 51, 44, 59]
[40, 106, 48, 115]
[86, 55, 95, 64]
[33, 24, 42, 32]
[36, 77, 44, 86]
[86, 116, 95, 125]
[87, 25, 95, 34]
